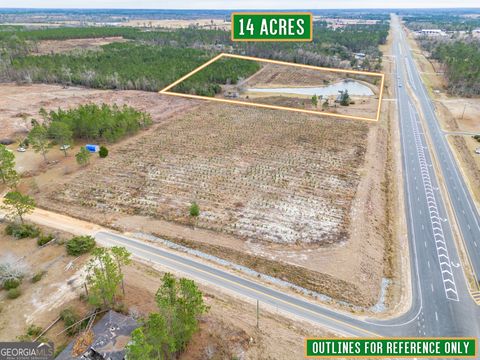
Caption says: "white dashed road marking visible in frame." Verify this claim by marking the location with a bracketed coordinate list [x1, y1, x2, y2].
[409, 103, 459, 302]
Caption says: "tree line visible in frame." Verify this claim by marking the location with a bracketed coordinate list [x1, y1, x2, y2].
[9, 43, 260, 94]
[9, 43, 214, 91]
[0, 22, 388, 93]
[418, 38, 480, 96]
[172, 57, 260, 96]
[431, 41, 480, 96]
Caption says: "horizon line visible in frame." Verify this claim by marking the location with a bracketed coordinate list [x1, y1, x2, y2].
[1, 6, 480, 10]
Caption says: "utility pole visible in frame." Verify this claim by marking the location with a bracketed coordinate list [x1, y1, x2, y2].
[256, 299, 259, 329]
[461, 103, 467, 119]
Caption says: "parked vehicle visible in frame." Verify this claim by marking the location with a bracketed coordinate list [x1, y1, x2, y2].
[17, 147, 26, 152]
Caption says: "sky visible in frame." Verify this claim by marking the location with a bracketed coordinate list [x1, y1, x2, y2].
[0, 0, 479, 9]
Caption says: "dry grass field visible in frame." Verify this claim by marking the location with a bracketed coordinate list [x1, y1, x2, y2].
[0, 83, 198, 140]
[42, 103, 368, 245]
[243, 63, 381, 91]
[244, 64, 342, 88]
[238, 95, 378, 119]
[1, 83, 391, 308]
[33, 37, 127, 55]
[32, 98, 390, 307]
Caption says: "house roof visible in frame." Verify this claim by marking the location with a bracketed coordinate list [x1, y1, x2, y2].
[56, 311, 138, 360]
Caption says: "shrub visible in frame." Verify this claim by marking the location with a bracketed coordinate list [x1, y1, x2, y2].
[3, 278, 21, 290]
[7, 287, 21, 299]
[31, 271, 46, 283]
[26, 324, 42, 338]
[65, 236, 96, 256]
[5, 223, 40, 239]
[60, 308, 83, 336]
[37, 234, 54, 246]
[99, 146, 109, 158]
[189, 202, 200, 217]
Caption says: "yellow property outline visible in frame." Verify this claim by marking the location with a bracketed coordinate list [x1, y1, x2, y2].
[160, 53, 385, 122]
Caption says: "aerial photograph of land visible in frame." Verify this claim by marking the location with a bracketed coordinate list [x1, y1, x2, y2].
[0, 1, 479, 359]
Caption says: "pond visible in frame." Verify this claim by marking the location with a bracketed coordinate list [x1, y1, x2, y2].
[247, 80, 374, 96]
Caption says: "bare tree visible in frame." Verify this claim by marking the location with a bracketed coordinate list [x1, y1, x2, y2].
[0, 253, 29, 286]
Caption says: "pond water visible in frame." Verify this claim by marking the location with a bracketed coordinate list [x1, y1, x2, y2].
[247, 80, 374, 96]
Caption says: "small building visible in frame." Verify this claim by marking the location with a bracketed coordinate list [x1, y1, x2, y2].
[419, 29, 446, 37]
[56, 311, 138, 360]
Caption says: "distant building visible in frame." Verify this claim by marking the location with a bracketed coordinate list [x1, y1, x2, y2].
[472, 29, 480, 37]
[419, 29, 446, 37]
[56, 311, 138, 360]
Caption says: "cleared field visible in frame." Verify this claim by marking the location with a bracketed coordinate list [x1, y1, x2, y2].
[3, 83, 390, 307]
[0, 83, 198, 139]
[119, 18, 230, 30]
[33, 37, 127, 55]
[245, 63, 342, 88]
[42, 103, 368, 245]
[239, 95, 378, 120]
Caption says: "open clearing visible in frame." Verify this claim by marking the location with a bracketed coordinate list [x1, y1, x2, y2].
[0, 83, 198, 140]
[119, 18, 230, 30]
[33, 37, 127, 55]
[43, 103, 368, 245]
[20, 88, 391, 307]
[0, 223, 89, 344]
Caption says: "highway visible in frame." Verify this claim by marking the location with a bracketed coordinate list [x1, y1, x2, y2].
[4, 14, 479, 340]
[375, 15, 480, 337]
[395, 17, 480, 288]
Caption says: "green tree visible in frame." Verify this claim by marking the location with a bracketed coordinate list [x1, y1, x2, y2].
[2, 191, 35, 223]
[126, 327, 154, 360]
[28, 124, 50, 163]
[111, 246, 131, 296]
[311, 94, 318, 108]
[48, 122, 73, 157]
[99, 146, 108, 158]
[75, 147, 91, 166]
[340, 90, 350, 106]
[189, 202, 200, 217]
[126, 273, 207, 359]
[65, 235, 96, 256]
[86, 247, 130, 308]
[0, 145, 19, 188]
